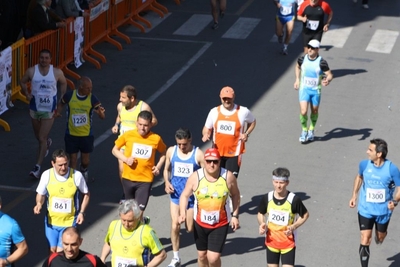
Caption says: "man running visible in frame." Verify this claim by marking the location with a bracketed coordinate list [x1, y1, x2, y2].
[273, 0, 299, 55]
[294, 39, 333, 143]
[20, 49, 67, 178]
[56, 76, 105, 182]
[202, 86, 256, 178]
[349, 138, 400, 267]
[163, 128, 205, 267]
[111, 85, 157, 203]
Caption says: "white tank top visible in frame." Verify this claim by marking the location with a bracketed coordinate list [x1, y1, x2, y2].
[31, 64, 58, 112]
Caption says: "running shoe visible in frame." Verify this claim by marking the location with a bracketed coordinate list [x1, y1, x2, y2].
[278, 35, 283, 43]
[44, 137, 52, 157]
[306, 130, 314, 142]
[212, 22, 219, 30]
[362, 4, 369, 8]
[299, 131, 308, 143]
[29, 165, 41, 179]
[167, 258, 181, 267]
[282, 47, 288, 55]
[143, 216, 151, 224]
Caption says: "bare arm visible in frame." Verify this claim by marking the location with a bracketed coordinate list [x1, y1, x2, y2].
[20, 67, 34, 100]
[5, 240, 28, 264]
[163, 147, 174, 194]
[195, 148, 205, 168]
[147, 250, 167, 267]
[76, 192, 90, 224]
[257, 212, 267, 235]
[349, 174, 363, 208]
[142, 102, 158, 126]
[202, 126, 212, 142]
[241, 119, 256, 142]
[290, 211, 309, 231]
[179, 173, 197, 223]
[227, 171, 240, 231]
[294, 63, 301, 89]
[33, 194, 46, 214]
[100, 242, 111, 262]
[111, 103, 122, 134]
[321, 70, 333, 86]
[55, 68, 67, 100]
[94, 105, 106, 119]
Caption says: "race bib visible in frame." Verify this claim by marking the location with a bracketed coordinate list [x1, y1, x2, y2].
[72, 113, 88, 127]
[306, 20, 319, 30]
[303, 77, 319, 89]
[51, 197, 72, 213]
[280, 5, 292, 16]
[366, 188, 385, 203]
[216, 120, 236, 135]
[173, 162, 193, 177]
[200, 210, 220, 225]
[132, 143, 152, 159]
[115, 256, 137, 267]
[268, 209, 289, 226]
[37, 93, 52, 111]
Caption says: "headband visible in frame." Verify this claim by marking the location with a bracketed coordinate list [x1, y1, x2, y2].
[272, 175, 289, 181]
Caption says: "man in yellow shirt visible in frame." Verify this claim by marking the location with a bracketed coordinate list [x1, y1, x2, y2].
[100, 199, 166, 267]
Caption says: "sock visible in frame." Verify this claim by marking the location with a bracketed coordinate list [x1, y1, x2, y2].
[359, 245, 370, 267]
[300, 114, 308, 131]
[173, 251, 179, 259]
[309, 113, 318, 130]
[284, 44, 288, 49]
[35, 164, 41, 170]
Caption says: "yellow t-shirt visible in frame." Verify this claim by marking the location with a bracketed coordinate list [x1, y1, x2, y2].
[104, 220, 164, 267]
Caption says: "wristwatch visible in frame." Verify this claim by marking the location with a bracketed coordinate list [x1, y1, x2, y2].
[79, 211, 86, 216]
[393, 200, 398, 207]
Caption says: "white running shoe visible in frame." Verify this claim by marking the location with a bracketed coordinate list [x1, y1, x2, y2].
[363, 4, 369, 8]
[167, 258, 181, 267]
[29, 165, 41, 179]
[44, 138, 52, 157]
[306, 130, 314, 142]
[299, 131, 307, 143]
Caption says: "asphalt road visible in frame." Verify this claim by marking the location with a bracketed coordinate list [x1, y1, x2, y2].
[1, 0, 400, 266]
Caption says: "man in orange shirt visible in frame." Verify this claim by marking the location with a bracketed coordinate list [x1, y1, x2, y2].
[202, 86, 256, 178]
[112, 110, 166, 219]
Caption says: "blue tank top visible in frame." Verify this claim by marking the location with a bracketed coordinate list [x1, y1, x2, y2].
[358, 160, 395, 216]
[171, 145, 201, 180]
[300, 55, 323, 91]
[277, 0, 296, 17]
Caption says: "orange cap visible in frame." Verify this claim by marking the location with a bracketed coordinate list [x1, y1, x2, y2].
[220, 86, 235, 98]
[204, 148, 221, 159]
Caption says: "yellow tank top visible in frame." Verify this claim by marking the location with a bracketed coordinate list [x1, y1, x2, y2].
[67, 91, 93, 136]
[120, 100, 143, 135]
[46, 168, 78, 227]
[266, 191, 296, 249]
[194, 168, 230, 228]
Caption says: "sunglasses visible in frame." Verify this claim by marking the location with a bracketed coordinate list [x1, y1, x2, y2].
[205, 160, 220, 164]
[307, 46, 317, 50]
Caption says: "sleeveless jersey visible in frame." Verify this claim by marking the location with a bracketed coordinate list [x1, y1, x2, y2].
[358, 160, 394, 216]
[66, 91, 94, 136]
[171, 145, 201, 179]
[30, 64, 58, 112]
[300, 55, 323, 91]
[194, 168, 230, 228]
[46, 168, 79, 227]
[119, 100, 143, 135]
[266, 191, 296, 249]
[277, 0, 297, 17]
[106, 220, 163, 267]
[214, 105, 245, 157]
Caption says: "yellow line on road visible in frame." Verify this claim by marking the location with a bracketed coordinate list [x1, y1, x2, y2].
[236, 0, 254, 16]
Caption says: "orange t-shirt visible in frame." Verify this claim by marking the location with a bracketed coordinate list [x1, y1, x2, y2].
[115, 130, 166, 182]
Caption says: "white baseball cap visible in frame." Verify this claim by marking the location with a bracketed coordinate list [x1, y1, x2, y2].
[308, 39, 320, 48]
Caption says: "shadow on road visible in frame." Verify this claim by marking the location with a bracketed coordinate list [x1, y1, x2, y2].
[387, 253, 400, 267]
[223, 236, 265, 256]
[331, 68, 368, 78]
[317, 127, 373, 141]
